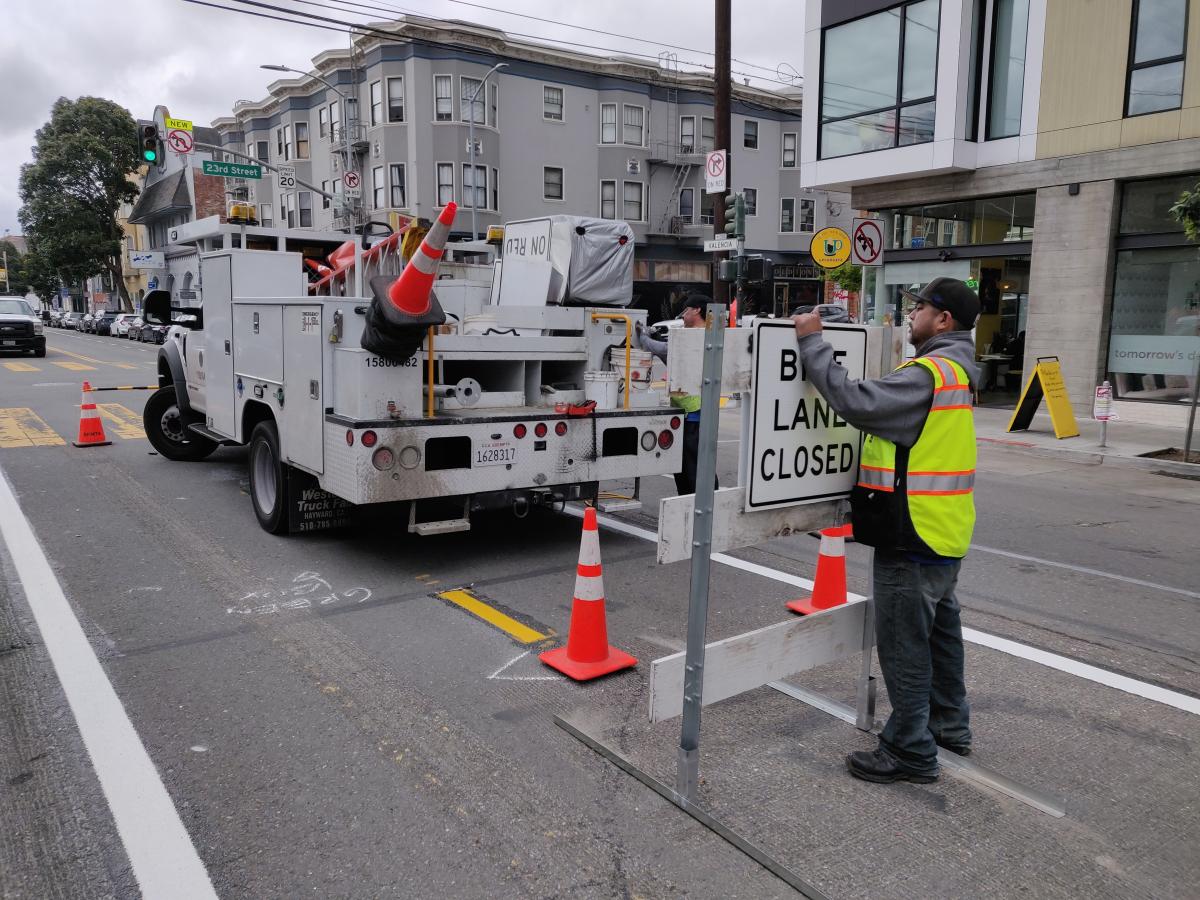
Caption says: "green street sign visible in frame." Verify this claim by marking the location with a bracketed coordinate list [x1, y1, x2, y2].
[201, 160, 262, 179]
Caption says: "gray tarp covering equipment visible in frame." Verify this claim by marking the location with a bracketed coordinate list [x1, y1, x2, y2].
[498, 216, 635, 307]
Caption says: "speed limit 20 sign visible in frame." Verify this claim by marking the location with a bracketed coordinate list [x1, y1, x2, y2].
[276, 165, 297, 189]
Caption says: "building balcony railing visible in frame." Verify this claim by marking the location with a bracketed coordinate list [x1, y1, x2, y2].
[332, 122, 369, 153]
[646, 140, 710, 165]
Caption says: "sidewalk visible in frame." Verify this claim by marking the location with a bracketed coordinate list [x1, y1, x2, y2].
[973, 406, 1198, 476]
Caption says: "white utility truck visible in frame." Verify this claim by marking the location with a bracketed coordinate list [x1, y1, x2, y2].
[141, 207, 684, 535]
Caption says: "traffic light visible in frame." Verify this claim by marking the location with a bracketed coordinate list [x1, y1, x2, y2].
[137, 120, 160, 164]
[723, 192, 745, 240]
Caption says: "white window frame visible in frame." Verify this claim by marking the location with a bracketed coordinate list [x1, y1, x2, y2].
[433, 75, 453, 122]
[622, 104, 645, 147]
[285, 191, 296, 228]
[298, 190, 312, 227]
[543, 166, 565, 202]
[460, 75, 485, 125]
[256, 139, 269, 161]
[390, 163, 406, 209]
[369, 80, 382, 127]
[621, 180, 645, 222]
[678, 187, 695, 224]
[600, 103, 617, 144]
[679, 115, 696, 153]
[743, 119, 759, 150]
[600, 180, 617, 219]
[282, 124, 292, 162]
[462, 163, 487, 209]
[386, 76, 404, 123]
[491, 167, 499, 211]
[743, 187, 757, 217]
[543, 84, 564, 122]
[294, 121, 309, 159]
[328, 103, 340, 143]
[436, 162, 454, 207]
[780, 197, 795, 234]
[782, 132, 797, 168]
[799, 198, 815, 233]
[372, 166, 385, 210]
[488, 82, 498, 128]
[701, 116, 715, 153]
[321, 180, 331, 210]
[318, 107, 328, 139]
[259, 202, 273, 226]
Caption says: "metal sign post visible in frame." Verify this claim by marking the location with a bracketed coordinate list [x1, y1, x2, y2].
[676, 303, 727, 799]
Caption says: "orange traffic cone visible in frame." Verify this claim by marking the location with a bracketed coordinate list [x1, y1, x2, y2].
[787, 524, 850, 615]
[387, 202, 456, 316]
[540, 507, 637, 681]
[73, 381, 111, 448]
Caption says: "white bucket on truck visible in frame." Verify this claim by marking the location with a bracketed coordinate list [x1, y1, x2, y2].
[607, 347, 654, 389]
[584, 371, 621, 410]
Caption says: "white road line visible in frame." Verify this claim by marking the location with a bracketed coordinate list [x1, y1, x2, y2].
[969, 543, 1200, 600]
[565, 506, 1200, 717]
[0, 467, 218, 899]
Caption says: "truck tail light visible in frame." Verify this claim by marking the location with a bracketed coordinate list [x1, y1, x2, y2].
[555, 422, 568, 436]
[513, 423, 527, 439]
[641, 430, 656, 451]
[534, 422, 548, 438]
[670, 416, 681, 430]
[361, 430, 378, 448]
[371, 447, 395, 470]
[658, 430, 674, 450]
[345, 429, 355, 446]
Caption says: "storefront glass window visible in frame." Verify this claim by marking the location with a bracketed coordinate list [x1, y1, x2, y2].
[1119, 175, 1193, 234]
[882, 193, 1035, 249]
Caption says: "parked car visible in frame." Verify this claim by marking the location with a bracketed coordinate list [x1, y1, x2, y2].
[78, 312, 94, 332]
[139, 322, 168, 344]
[59, 311, 78, 329]
[110, 312, 134, 337]
[48, 310, 63, 327]
[0, 296, 47, 357]
[125, 316, 146, 341]
[94, 312, 117, 335]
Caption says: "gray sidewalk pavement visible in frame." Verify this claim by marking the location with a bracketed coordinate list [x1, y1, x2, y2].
[973, 405, 1198, 476]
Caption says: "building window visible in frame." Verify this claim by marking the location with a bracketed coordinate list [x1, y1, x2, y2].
[259, 202, 273, 226]
[387, 76, 404, 123]
[463, 164, 487, 208]
[282, 124, 292, 161]
[701, 117, 715, 152]
[329, 102, 340, 142]
[679, 187, 694, 223]
[298, 191, 312, 227]
[489, 83, 498, 128]
[885, 194, 1037, 249]
[600, 180, 616, 219]
[543, 166, 564, 201]
[434, 75, 453, 122]
[743, 188, 757, 217]
[543, 85, 563, 121]
[390, 164, 406, 208]
[799, 198, 815, 232]
[254, 139, 268, 162]
[600, 103, 617, 144]
[987, 0, 1030, 139]
[372, 166, 385, 209]
[1126, 0, 1188, 116]
[744, 119, 759, 149]
[491, 167, 499, 211]
[622, 181, 644, 221]
[321, 181, 331, 210]
[318, 107, 328, 139]
[461, 76, 485, 124]
[819, 0, 939, 158]
[370, 80, 382, 127]
[276, 127, 284, 158]
[437, 163, 454, 206]
[623, 105, 645, 146]
[782, 132, 797, 167]
[295, 122, 309, 159]
[285, 192, 295, 228]
[680, 116, 696, 153]
[780, 198, 795, 233]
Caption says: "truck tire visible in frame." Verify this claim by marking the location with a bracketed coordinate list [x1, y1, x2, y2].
[248, 420, 290, 535]
[143, 386, 217, 461]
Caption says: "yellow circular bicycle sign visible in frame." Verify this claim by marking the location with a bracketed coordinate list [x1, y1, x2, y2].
[810, 226, 852, 269]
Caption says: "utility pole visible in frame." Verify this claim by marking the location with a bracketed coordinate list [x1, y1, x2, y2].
[712, 0, 731, 304]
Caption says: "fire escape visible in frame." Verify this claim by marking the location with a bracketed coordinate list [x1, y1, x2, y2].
[647, 53, 705, 240]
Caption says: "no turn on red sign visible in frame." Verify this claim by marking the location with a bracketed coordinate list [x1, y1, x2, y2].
[705, 149, 726, 194]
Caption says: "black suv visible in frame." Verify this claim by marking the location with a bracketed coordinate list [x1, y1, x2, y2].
[94, 312, 117, 335]
[0, 297, 47, 357]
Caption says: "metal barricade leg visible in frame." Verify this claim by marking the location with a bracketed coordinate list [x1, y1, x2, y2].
[854, 547, 877, 732]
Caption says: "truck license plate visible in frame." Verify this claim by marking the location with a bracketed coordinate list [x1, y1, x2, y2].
[2, 340, 15, 346]
[475, 442, 517, 467]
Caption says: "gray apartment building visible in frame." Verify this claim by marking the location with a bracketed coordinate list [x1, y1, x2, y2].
[205, 16, 850, 317]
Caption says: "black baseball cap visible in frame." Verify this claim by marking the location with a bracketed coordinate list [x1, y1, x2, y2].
[682, 292, 712, 311]
[901, 277, 980, 329]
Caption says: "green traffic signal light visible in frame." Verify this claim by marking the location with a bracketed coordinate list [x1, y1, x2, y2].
[143, 148, 158, 162]
[138, 121, 160, 164]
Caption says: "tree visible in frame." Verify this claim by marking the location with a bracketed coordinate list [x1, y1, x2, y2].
[1170, 181, 1200, 243]
[825, 260, 863, 292]
[17, 97, 140, 310]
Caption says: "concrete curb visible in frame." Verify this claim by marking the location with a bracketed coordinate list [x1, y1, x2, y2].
[978, 436, 1200, 479]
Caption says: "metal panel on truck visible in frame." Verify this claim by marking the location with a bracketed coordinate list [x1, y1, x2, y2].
[282, 306, 324, 473]
[203, 255, 236, 436]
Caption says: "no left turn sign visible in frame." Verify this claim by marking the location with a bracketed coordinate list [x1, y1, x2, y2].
[851, 217, 884, 266]
[167, 129, 194, 154]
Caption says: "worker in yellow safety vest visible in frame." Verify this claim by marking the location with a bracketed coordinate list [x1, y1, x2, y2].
[793, 277, 981, 785]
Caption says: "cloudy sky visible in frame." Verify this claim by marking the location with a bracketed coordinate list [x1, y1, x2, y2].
[0, 0, 806, 236]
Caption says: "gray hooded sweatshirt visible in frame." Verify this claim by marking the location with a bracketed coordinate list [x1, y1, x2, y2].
[794, 329, 980, 448]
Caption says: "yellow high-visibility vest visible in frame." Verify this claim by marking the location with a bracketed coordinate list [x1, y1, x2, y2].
[853, 356, 976, 558]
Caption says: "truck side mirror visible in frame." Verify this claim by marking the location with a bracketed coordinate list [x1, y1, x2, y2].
[143, 290, 173, 325]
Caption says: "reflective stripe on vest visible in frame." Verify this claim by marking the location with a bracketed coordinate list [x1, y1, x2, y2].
[858, 355, 976, 557]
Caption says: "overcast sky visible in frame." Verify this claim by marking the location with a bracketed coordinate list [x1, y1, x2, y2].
[0, 0, 806, 238]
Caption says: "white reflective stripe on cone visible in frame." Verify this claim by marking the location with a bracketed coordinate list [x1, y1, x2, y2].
[819, 533, 845, 557]
[409, 250, 439, 275]
[574, 573, 605, 602]
[578, 532, 601, 567]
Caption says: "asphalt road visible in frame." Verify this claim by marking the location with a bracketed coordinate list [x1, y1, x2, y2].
[1, 327, 1198, 899]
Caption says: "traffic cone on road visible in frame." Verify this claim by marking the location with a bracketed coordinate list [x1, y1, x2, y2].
[73, 381, 111, 448]
[787, 524, 851, 615]
[540, 507, 637, 681]
[387, 202, 456, 316]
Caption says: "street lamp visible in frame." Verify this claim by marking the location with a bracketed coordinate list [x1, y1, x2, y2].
[467, 63, 507, 240]
[261, 63, 353, 183]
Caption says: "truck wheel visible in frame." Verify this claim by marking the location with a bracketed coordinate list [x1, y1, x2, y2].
[248, 420, 290, 535]
[33, 346, 46, 358]
[143, 386, 217, 461]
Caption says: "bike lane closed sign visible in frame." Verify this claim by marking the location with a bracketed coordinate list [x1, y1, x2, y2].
[746, 320, 868, 510]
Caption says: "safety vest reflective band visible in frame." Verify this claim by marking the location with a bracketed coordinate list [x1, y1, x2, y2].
[853, 355, 976, 558]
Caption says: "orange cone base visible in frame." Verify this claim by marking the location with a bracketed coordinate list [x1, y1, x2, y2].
[786, 595, 844, 616]
[72, 438, 112, 448]
[539, 643, 637, 681]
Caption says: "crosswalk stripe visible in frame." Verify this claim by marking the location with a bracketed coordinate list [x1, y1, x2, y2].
[96, 403, 145, 440]
[52, 361, 97, 371]
[3, 362, 40, 372]
[0, 408, 66, 448]
[113, 363, 140, 370]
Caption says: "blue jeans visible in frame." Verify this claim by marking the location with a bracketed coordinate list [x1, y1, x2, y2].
[873, 551, 972, 775]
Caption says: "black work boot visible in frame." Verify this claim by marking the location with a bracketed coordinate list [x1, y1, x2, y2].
[846, 748, 938, 784]
[935, 739, 972, 757]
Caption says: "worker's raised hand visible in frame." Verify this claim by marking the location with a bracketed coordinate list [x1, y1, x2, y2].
[793, 312, 823, 338]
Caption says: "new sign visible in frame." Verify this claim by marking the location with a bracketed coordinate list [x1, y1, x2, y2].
[201, 160, 262, 179]
[747, 320, 868, 510]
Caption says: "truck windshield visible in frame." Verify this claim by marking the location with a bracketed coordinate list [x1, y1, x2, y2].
[0, 299, 34, 316]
